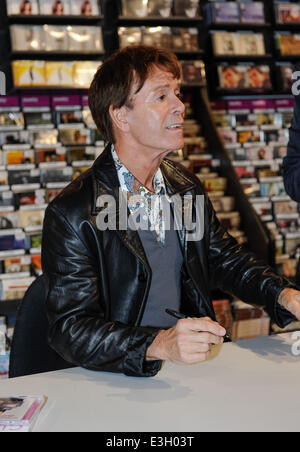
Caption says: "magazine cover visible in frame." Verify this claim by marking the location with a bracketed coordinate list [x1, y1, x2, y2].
[70, 0, 100, 15]
[39, 0, 71, 15]
[173, 0, 200, 18]
[148, 0, 173, 17]
[6, 0, 39, 15]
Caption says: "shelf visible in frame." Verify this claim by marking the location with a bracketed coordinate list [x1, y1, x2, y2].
[118, 15, 203, 25]
[7, 14, 104, 25]
[11, 51, 105, 61]
[211, 54, 273, 62]
[208, 22, 271, 31]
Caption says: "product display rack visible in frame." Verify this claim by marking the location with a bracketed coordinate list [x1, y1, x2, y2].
[0, 0, 299, 347]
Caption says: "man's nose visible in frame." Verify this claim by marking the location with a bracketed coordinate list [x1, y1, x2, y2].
[172, 95, 185, 116]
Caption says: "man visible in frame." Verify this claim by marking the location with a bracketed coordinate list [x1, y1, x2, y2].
[42, 46, 300, 378]
[283, 82, 300, 284]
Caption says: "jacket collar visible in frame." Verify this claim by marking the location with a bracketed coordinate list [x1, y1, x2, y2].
[91, 144, 196, 215]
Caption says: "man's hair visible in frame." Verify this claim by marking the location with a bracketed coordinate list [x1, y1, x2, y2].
[88, 45, 181, 143]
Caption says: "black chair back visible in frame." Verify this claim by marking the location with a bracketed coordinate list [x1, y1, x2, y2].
[9, 274, 73, 378]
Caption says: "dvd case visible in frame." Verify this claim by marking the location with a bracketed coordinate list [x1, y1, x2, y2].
[240, 2, 265, 24]
[172, 28, 199, 51]
[39, 0, 71, 15]
[70, 0, 100, 15]
[43, 25, 68, 51]
[35, 147, 66, 164]
[24, 112, 53, 129]
[118, 27, 142, 47]
[181, 60, 206, 85]
[6, 0, 39, 15]
[59, 128, 92, 145]
[173, 0, 200, 18]
[10, 25, 44, 52]
[148, 0, 173, 17]
[67, 26, 104, 52]
[276, 3, 300, 24]
[121, 0, 148, 17]
[218, 65, 247, 89]
[212, 32, 239, 55]
[0, 113, 24, 130]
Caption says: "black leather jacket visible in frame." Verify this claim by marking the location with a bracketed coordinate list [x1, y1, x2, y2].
[42, 145, 296, 377]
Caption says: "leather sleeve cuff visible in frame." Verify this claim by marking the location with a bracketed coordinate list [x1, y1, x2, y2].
[123, 327, 163, 377]
[265, 282, 299, 329]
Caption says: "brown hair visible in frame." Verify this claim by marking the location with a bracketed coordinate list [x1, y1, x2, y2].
[88, 45, 181, 144]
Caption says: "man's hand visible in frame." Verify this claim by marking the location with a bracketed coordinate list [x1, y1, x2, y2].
[278, 288, 300, 320]
[146, 317, 226, 364]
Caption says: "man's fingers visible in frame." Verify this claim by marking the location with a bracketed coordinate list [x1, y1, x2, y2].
[177, 317, 226, 337]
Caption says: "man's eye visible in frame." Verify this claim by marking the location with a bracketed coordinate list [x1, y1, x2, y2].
[158, 94, 166, 101]
[176, 92, 183, 101]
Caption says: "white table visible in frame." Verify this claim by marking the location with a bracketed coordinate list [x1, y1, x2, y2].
[1, 332, 300, 432]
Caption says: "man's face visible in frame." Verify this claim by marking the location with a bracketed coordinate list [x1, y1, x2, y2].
[124, 66, 185, 157]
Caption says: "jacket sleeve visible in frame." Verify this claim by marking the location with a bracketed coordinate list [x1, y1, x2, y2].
[283, 92, 300, 201]
[41, 204, 162, 377]
[205, 193, 298, 329]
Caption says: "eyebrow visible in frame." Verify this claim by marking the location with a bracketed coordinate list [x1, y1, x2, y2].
[152, 83, 180, 92]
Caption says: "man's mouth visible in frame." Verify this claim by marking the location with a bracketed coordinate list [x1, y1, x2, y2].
[166, 124, 183, 130]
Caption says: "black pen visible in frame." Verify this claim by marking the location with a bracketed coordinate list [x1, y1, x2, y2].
[165, 308, 231, 342]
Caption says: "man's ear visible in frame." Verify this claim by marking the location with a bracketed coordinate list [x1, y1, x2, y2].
[109, 105, 130, 133]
